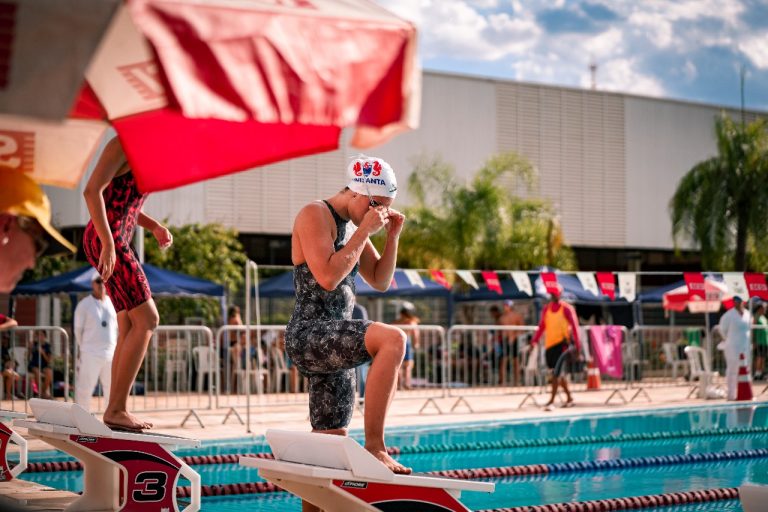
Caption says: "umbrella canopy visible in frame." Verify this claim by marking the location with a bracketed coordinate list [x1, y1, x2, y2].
[13, 264, 224, 297]
[258, 269, 450, 298]
[662, 279, 730, 313]
[0, 0, 419, 192]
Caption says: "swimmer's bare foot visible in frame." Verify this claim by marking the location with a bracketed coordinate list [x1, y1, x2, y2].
[366, 446, 412, 474]
[103, 410, 152, 431]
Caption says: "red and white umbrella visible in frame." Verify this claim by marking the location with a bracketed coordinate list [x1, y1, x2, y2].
[0, 0, 419, 192]
[663, 279, 730, 313]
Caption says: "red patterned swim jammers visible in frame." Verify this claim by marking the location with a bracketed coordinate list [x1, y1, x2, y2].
[83, 169, 150, 313]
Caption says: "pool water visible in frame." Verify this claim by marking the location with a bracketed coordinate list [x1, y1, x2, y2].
[20, 402, 768, 511]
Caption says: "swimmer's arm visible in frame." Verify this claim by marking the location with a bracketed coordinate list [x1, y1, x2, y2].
[137, 212, 160, 231]
[358, 234, 398, 292]
[83, 138, 124, 246]
[359, 209, 403, 291]
[296, 204, 370, 291]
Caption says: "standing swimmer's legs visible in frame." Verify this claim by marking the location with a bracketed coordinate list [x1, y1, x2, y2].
[103, 300, 158, 430]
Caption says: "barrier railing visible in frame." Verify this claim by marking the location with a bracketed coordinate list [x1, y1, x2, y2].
[124, 325, 215, 426]
[1, 326, 70, 413]
[5, 321, 758, 427]
[444, 325, 539, 411]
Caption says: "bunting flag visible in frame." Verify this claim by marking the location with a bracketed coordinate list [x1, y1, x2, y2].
[481, 271, 502, 295]
[684, 272, 706, 301]
[595, 272, 616, 300]
[577, 272, 599, 296]
[540, 272, 560, 295]
[511, 271, 533, 296]
[456, 270, 479, 289]
[430, 269, 451, 289]
[403, 269, 425, 289]
[617, 272, 636, 302]
[744, 272, 768, 300]
[723, 272, 749, 299]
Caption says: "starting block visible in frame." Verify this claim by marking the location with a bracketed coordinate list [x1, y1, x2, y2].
[240, 430, 495, 511]
[16, 399, 201, 512]
[0, 409, 27, 481]
[741, 484, 768, 512]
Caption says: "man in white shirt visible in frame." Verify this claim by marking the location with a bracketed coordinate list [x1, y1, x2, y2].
[718, 296, 752, 400]
[74, 274, 117, 411]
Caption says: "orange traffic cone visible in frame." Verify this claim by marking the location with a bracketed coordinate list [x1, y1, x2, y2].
[736, 353, 753, 401]
[587, 360, 601, 390]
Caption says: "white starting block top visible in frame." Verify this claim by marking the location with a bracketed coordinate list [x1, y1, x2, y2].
[242, 429, 494, 494]
[741, 484, 768, 512]
[0, 410, 26, 421]
[16, 399, 199, 448]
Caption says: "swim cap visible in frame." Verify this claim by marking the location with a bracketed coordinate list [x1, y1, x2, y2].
[347, 155, 397, 199]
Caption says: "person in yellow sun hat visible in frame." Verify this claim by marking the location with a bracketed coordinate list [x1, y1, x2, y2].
[0, 171, 76, 293]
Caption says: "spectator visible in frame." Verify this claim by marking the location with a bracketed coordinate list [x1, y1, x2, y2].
[393, 302, 420, 390]
[226, 305, 244, 394]
[754, 301, 767, 380]
[0, 313, 21, 399]
[530, 286, 582, 411]
[718, 296, 751, 400]
[74, 274, 118, 411]
[28, 332, 53, 399]
[0, 172, 75, 293]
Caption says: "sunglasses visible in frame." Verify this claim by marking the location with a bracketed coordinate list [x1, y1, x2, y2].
[16, 216, 49, 257]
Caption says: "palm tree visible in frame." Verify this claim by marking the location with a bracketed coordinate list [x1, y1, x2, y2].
[396, 152, 575, 272]
[670, 114, 768, 270]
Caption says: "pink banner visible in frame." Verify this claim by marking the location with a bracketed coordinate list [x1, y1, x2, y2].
[541, 272, 559, 295]
[595, 272, 616, 300]
[589, 326, 623, 379]
[481, 271, 502, 295]
[745, 272, 768, 300]
[430, 269, 451, 289]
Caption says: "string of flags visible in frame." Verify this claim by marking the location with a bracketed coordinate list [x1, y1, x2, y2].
[397, 268, 768, 302]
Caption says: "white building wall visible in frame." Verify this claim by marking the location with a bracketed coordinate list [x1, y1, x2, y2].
[46, 71, 767, 253]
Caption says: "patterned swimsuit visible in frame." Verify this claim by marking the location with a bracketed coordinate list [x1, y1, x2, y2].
[285, 200, 373, 431]
[83, 168, 150, 313]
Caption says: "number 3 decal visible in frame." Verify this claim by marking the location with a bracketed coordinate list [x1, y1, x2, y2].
[133, 471, 168, 502]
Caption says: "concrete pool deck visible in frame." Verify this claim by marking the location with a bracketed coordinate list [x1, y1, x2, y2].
[1, 384, 766, 511]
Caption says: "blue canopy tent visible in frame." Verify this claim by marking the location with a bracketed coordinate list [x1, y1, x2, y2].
[258, 269, 451, 298]
[257, 269, 453, 324]
[13, 264, 225, 297]
[452, 276, 533, 302]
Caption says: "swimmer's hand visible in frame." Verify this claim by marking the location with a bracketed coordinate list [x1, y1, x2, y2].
[98, 241, 116, 282]
[152, 225, 173, 251]
[384, 209, 405, 238]
[360, 206, 391, 236]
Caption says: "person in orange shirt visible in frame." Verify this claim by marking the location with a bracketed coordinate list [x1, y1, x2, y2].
[530, 286, 581, 410]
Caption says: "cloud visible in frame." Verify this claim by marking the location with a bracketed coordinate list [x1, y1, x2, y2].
[374, 0, 768, 109]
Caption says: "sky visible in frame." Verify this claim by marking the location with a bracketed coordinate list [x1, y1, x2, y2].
[375, 0, 768, 111]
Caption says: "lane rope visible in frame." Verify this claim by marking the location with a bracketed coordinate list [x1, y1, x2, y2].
[174, 448, 768, 497]
[24, 425, 768, 473]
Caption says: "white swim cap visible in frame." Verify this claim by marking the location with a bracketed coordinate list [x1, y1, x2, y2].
[347, 155, 398, 199]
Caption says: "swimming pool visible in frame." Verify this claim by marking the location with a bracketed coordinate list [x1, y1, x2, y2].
[20, 402, 768, 511]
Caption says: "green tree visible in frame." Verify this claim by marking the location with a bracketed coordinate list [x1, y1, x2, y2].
[396, 152, 575, 274]
[670, 114, 768, 270]
[144, 223, 247, 325]
[24, 253, 80, 282]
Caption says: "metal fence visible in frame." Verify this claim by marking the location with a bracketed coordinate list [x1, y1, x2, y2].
[3, 322, 766, 427]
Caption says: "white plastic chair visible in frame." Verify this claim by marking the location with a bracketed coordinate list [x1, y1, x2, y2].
[164, 339, 189, 392]
[662, 342, 688, 380]
[192, 346, 218, 393]
[269, 346, 290, 393]
[684, 346, 720, 398]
